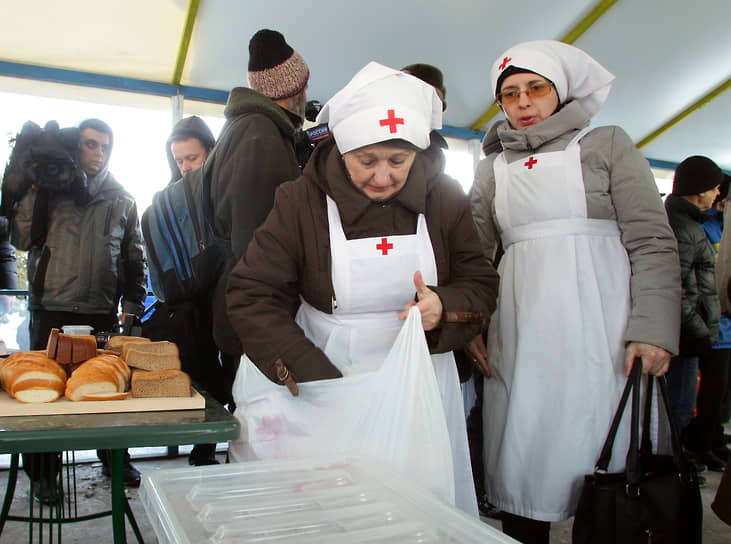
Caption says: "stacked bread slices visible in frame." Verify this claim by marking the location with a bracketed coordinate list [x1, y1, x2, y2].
[0, 351, 67, 403]
[119, 340, 191, 398]
[47, 328, 98, 364]
[105, 335, 150, 354]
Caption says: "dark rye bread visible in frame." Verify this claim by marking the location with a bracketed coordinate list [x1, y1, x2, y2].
[131, 369, 191, 398]
[51, 333, 98, 364]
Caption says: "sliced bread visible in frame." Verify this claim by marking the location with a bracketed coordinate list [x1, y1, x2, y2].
[124, 348, 181, 371]
[121, 340, 178, 361]
[131, 369, 191, 398]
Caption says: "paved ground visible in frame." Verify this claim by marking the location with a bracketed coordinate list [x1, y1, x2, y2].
[0, 445, 728, 543]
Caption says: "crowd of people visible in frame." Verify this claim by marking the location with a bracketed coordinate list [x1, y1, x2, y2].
[1, 27, 730, 542]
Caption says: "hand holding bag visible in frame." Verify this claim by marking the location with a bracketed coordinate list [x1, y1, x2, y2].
[572, 358, 702, 543]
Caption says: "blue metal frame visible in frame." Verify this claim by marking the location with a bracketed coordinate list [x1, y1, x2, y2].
[0, 61, 228, 104]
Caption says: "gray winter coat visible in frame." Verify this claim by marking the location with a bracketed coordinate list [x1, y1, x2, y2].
[12, 171, 147, 316]
[470, 101, 681, 354]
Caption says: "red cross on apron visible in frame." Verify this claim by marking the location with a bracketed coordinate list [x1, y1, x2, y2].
[499, 57, 512, 70]
[376, 238, 394, 255]
[524, 156, 538, 169]
[379, 109, 405, 133]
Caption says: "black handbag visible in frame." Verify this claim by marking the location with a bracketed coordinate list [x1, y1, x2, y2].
[572, 358, 703, 543]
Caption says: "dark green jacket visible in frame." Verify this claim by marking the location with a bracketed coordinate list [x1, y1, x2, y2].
[208, 87, 302, 354]
[665, 194, 720, 354]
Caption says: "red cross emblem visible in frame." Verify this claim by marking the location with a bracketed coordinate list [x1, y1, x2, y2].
[499, 57, 512, 70]
[524, 156, 538, 169]
[379, 109, 404, 134]
[376, 238, 393, 255]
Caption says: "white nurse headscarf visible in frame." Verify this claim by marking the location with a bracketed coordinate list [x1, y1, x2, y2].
[490, 40, 615, 118]
[316, 61, 443, 154]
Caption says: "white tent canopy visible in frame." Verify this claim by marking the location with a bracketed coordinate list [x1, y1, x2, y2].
[0, 0, 729, 170]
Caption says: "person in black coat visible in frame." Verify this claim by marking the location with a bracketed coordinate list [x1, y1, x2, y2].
[664, 156, 724, 445]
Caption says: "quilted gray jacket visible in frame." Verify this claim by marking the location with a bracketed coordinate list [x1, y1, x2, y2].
[470, 101, 681, 354]
[11, 170, 147, 316]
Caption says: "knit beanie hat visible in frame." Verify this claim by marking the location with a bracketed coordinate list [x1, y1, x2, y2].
[247, 29, 310, 100]
[672, 155, 724, 196]
[401, 63, 447, 111]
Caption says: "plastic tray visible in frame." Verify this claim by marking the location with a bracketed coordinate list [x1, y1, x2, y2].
[140, 455, 518, 544]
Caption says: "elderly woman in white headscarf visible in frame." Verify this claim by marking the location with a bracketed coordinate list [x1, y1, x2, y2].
[469, 41, 681, 542]
[226, 62, 499, 515]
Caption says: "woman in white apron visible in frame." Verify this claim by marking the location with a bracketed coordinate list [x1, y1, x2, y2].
[469, 41, 681, 543]
[225, 62, 499, 516]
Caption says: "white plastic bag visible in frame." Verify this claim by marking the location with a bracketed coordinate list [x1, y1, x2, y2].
[230, 306, 455, 505]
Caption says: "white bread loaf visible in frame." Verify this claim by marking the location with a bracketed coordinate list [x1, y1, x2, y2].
[65, 353, 130, 401]
[106, 336, 150, 354]
[131, 369, 191, 398]
[0, 352, 67, 403]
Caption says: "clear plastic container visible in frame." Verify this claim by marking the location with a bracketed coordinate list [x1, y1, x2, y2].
[62, 325, 94, 336]
[140, 455, 518, 544]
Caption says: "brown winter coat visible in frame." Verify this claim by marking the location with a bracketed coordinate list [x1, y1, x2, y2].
[226, 137, 499, 384]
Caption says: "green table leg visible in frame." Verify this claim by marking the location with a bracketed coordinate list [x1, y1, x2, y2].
[111, 449, 127, 544]
[0, 453, 19, 536]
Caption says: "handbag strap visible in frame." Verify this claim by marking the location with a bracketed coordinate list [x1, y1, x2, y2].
[640, 376, 654, 456]
[595, 357, 689, 484]
[657, 375, 688, 472]
[595, 358, 641, 472]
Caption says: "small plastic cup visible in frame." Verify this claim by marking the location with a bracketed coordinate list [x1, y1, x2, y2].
[62, 325, 94, 336]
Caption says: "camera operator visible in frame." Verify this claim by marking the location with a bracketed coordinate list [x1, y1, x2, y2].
[7, 118, 146, 502]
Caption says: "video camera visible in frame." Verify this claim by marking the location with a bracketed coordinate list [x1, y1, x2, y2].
[293, 101, 331, 169]
[1, 120, 88, 217]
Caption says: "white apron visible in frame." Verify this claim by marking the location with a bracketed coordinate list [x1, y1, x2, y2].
[232, 195, 477, 516]
[482, 128, 633, 521]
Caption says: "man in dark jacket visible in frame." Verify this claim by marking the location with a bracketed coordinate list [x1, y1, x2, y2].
[165, 115, 216, 183]
[665, 155, 724, 463]
[144, 115, 228, 466]
[10, 118, 147, 500]
[206, 29, 308, 358]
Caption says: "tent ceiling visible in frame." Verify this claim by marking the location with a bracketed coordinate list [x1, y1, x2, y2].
[1, 0, 729, 170]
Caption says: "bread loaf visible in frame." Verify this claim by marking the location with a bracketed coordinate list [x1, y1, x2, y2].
[106, 336, 150, 353]
[50, 333, 97, 364]
[131, 369, 191, 398]
[0, 352, 67, 403]
[47, 328, 60, 358]
[121, 340, 178, 361]
[65, 353, 130, 401]
[124, 343, 181, 371]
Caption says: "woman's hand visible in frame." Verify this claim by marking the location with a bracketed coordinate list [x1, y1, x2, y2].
[398, 271, 443, 331]
[624, 342, 671, 376]
[465, 334, 492, 378]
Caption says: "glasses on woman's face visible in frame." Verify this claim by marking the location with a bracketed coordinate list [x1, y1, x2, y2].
[497, 81, 554, 106]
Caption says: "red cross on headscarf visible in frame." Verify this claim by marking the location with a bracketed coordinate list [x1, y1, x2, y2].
[524, 157, 538, 169]
[499, 57, 512, 70]
[376, 238, 393, 255]
[379, 109, 405, 133]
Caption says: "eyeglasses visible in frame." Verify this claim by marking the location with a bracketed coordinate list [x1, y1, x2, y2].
[497, 81, 554, 105]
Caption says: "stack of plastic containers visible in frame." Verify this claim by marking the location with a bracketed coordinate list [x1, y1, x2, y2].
[140, 455, 518, 543]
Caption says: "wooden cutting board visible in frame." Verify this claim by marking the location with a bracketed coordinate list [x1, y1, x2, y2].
[0, 389, 205, 417]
